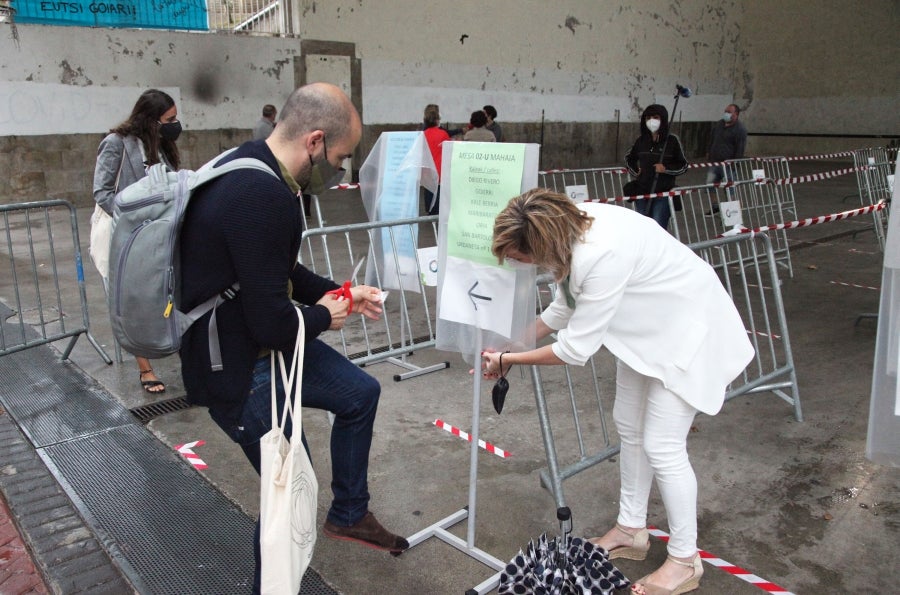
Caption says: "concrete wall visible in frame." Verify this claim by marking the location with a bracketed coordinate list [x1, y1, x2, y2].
[1, 0, 898, 207]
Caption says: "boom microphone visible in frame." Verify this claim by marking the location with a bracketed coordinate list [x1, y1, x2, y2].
[676, 84, 693, 98]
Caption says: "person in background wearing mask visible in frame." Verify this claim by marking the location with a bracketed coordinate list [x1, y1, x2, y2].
[623, 104, 687, 230]
[706, 103, 747, 214]
[483, 104, 503, 142]
[91, 88, 182, 395]
[251, 103, 277, 141]
[178, 83, 409, 592]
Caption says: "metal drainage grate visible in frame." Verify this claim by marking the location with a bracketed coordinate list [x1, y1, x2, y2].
[130, 395, 197, 423]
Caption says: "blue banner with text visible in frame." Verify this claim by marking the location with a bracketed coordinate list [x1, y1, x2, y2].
[10, 0, 209, 31]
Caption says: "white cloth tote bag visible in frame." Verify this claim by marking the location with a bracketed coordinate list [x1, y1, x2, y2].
[259, 307, 318, 594]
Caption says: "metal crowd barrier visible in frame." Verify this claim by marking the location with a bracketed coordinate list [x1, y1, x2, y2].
[852, 146, 895, 251]
[538, 160, 797, 277]
[726, 157, 796, 277]
[667, 177, 795, 277]
[529, 232, 800, 509]
[0, 200, 111, 363]
[538, 167, 628, 202]
[299, 214, 449, 381]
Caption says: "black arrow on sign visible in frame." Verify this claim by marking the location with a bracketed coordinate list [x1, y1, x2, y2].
[468, 281, 493, 310]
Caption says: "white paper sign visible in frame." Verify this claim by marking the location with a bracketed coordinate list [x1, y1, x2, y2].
[439, 256, 515, 338]
[887, 174, 894, 191]
[720, 200, 743, 227]
[417, 246, 439, 287]
[752, 169, 766, 184]
[564, 184, 589, 203]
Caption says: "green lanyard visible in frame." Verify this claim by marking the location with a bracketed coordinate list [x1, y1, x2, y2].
[560, 276, 576, 309]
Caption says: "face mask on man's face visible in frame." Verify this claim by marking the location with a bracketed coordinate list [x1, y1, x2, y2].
[646, 118, 661, 133]
[303, 139, 347, 196]
[305, 153, 346, 195]
[159, 120, 182, 142]
[722, 112, 734, 123]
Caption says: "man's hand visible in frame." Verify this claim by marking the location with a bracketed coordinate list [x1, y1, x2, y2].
[317, 292, 351, 330]
[654, 163, 666, 173]
[349, 285, 384, 320]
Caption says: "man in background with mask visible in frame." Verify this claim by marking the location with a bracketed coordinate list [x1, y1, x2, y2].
[706, 103, 747, 213]
[178, 83, 410, 592]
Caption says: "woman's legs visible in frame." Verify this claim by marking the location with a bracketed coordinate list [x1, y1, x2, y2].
[590, 360, 656, 552]
[639, 375, 698, 557]
[612, 360, 699, 554]
[612, 361, 702, 592]
[613, 360, 655, 529]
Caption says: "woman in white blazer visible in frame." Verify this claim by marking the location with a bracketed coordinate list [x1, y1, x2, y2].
[483, 189, 753, 595]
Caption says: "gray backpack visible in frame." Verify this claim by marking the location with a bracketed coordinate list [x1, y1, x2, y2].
[108, 150, 277, 368]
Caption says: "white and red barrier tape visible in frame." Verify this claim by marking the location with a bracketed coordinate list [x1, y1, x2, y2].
[689, 151, 860, 169]
[648, 526, 795, 595]
[175, 440, 208, 470]
[538, 168, 628, 175]
[433, 419, 511, 458]
[330, 183, 361, 190]
[587, 188, 693, 204]
[720, 201, 887, 237]
[769, 165, 871, 185]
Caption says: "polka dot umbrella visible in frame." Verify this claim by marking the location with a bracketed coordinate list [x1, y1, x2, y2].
[498, 507, 631, 595]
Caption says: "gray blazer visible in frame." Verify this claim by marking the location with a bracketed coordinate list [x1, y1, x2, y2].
[93, 133, 173, 215]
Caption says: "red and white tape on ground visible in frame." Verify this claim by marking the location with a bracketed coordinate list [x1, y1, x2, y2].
[433, 419, 511, 458]
[720, 200, 887, 237]
[830, 280, 880, 291]
[175, 440, 208, 470]
[647, 526, 795, 595]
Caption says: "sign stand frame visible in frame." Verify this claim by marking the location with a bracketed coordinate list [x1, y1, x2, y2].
[404, 329, 506, 594]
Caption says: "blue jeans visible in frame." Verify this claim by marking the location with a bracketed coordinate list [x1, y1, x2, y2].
[210, 338, 380, 526]
[633, 197, 671, 230]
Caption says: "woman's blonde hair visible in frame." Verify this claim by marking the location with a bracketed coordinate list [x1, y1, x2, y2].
[492, 188, 593, 280]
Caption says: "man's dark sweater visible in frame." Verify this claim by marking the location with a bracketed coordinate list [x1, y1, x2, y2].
[708, 120, 747, 162]
[179, 140, 340, 425]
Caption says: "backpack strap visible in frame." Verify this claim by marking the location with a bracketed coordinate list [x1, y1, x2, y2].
[180, 282, 240, 372]
[191, 151, 279, 189]
[188, 152, 279, 371]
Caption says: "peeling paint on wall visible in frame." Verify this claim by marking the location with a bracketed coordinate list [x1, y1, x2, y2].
[58, 60, 92, 86]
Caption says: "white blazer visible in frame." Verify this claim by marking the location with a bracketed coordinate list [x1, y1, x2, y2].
[541, 202, 754, 415]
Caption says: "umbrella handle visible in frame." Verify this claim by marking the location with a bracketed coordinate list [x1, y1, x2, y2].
[556, 507, 572, 567]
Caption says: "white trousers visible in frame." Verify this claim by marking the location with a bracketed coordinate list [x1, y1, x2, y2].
[613, 359, 699, 557]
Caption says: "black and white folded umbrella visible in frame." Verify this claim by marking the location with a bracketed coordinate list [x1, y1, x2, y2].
[499, 508, 630, 595]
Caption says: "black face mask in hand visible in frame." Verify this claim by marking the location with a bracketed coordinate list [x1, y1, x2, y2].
[492, 352, 511, 414]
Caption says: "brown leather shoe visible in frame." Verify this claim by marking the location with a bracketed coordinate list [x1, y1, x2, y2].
[323, 512, 409, 553]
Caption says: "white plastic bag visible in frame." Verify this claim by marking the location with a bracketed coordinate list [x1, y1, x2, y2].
[259, 307, 318, 594]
